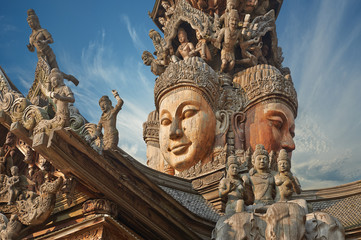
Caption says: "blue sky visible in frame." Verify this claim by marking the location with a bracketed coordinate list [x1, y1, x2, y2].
[1, 1, 361, 189]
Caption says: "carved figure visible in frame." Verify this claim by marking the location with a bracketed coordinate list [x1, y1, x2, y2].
[219, 156, 245, 215]
[34, 68, 75, 134]
[213, 9, 243, 72]
[95, 90, 123, 151]
[192, 30, 212, 62]
[17, 177, 63, 226]
[26, 9, 78, 86]
[155, 57, 220, 172]
[0, 214, 22, 240]
[249, 144, 275, 206]
[175, 28, 195, 60]
[0, 166, 27, 205]
[219, 0, 239, 28]
[161, 1, 175, 20]
[274, 149, 301, 201]
[149, 29, 171, 66]
[0, 133, 15, 176]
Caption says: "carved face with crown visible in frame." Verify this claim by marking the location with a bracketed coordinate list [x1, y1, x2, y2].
[234, 65, 298, 159]
[155, 57, 219, 172]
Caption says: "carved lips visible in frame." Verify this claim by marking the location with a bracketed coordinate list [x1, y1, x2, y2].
[169, 142, 192, 155]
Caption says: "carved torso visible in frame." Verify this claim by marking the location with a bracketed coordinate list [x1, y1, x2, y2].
[250, 170, 275, 205]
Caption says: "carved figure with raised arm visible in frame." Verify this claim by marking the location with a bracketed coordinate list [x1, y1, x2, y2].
[26, 9, 78, 86]
[95, 90, 124, 151]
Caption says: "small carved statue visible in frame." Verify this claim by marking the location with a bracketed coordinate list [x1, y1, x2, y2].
[219, 0, 239, 28]
[175, 28, 196, 61]
[274, 149, 301, 201]
[249, 144, 275, 206]
[161, 1, 174, 20]
[219, 155, 245, 215]
[34, 68, 75, 134]
[212, 9, 243, 72]
[0, 132, 16, 176]
[95, 90, 124, 151]
[1, 166, 21, 205]
[26, 9, 78, 86]
[192, 30, 212, 62]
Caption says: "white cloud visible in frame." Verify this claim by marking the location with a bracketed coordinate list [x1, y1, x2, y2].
[120, 14, 147, 52]
[279, 1, 361, 189]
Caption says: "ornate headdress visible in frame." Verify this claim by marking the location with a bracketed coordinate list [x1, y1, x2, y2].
[143, 110, 160, 147]
[154, 57, 219, 111]
[252, 144, 269, 161]
[27, 9, 39, 21]
[233, 64, 298, 117]
[277, 149, 290, 163]
[226, 155, 239, 169]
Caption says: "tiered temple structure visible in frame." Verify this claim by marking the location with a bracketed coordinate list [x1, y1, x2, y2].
[0, 1, 359, 239]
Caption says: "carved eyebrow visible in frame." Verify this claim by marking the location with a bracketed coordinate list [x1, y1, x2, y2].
[265, 110, 287, 122]
[175, 101, 201, 115]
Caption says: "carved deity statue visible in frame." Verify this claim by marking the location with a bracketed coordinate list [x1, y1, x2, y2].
[219, 156, 245, 215]
[26, 9, 79, 86]
[192, 30, 212, 62]
[155, 57, 220, 172]
[213, 9, 243, 72]
[1, 166, 20, 205]
[275, 149, 301, 201]
[175, 28, 196, 60]
[34, 68, 75, 134]
[249, 144, 275, 206]
[95, 90, 124, 151]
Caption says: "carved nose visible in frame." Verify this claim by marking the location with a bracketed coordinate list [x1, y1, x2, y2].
[281, 133, 295, 152]
[169, 118, 183, 139]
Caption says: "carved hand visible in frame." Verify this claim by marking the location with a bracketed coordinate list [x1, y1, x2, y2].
[27, 44, 35, 52]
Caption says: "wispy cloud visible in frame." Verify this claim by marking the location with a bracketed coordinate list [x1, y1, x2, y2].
[280, 1, 361, 189]
[59, 29, 155, 164]
[120, 14, 146, 52]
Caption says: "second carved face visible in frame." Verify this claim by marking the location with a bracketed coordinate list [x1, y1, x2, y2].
[159, 89, 216, 171]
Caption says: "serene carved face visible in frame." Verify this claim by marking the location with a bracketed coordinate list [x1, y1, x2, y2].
[253, 154, 269, 170]
[51, 74, 62, 88]
[159, 89, 216, 171]
[178, 30, 187, 44]
[99, 100, 111, 113]
[245, 102, 295, 159]
[27, 17, 39, 29]
[228, 163, 238, 177]
[278, 160, 290, 172]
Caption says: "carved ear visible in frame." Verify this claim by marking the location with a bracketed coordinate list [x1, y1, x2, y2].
[232, 112, 246, 151]
[214, 110, 229, 147]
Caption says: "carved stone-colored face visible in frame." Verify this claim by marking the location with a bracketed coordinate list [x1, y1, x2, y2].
[253, 154, 269, 170]
[245, 102, 295, 159]
[99, 100, 111, 113]
[159, 89, 216, 171]
[178, 30, 187, 43]
[278, 160, 290, 172]
[228, 163, 238, 177]
[27, 17, 38, 29]
[51, 74, 62, 88]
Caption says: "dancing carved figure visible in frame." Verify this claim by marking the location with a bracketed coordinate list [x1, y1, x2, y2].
[1, 166, 20, 205]
[34, 68, 75, 134]
[213, 9, 243, 72]
[95, 90, 124, 151]
[274, 149, 301, 201]
[219, 156, 245, 215]
[26, 9, 78, 86]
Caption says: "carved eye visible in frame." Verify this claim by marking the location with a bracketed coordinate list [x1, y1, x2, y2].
[161, 118, 171, 126]
[182, 108, 198, 120]
[268, 116, 283, 129]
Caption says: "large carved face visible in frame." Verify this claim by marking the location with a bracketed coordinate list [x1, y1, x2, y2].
[159, 89, 216, 171]
[245, 102, 295, 159]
